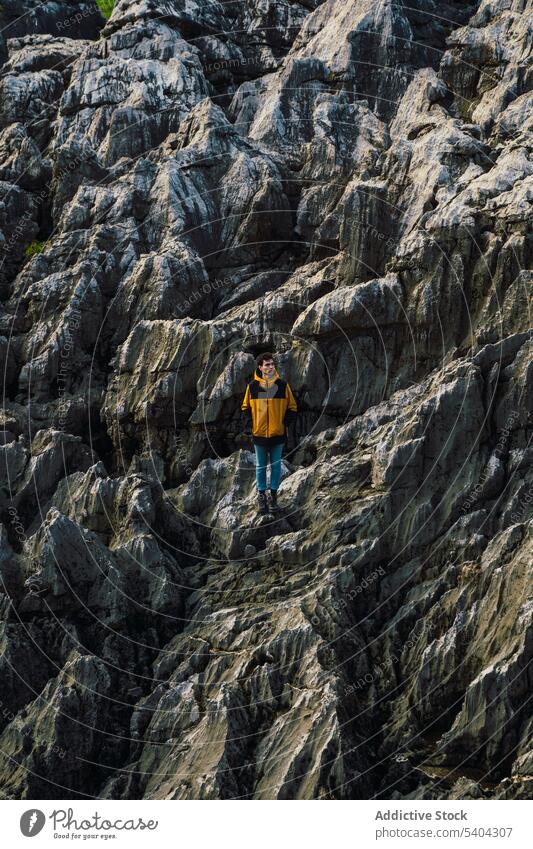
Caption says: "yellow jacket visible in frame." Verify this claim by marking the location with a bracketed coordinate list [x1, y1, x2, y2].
[241, 367, 297, 446]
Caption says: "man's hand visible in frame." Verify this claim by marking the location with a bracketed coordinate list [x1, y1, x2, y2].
[284, 410, 296, 427]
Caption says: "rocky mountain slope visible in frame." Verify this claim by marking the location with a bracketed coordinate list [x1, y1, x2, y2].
[0, 0, 531, 799]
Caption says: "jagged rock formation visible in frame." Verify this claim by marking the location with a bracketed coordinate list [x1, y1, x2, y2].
[0, 0, 531, 800]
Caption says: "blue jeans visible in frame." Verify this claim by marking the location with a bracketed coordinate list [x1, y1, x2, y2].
[254, 443, 284, 492]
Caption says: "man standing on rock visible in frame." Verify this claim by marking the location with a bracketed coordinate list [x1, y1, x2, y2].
[241, 352, 298, 514]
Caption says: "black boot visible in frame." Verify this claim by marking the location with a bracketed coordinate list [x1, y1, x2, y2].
[268, 489, 279, 511]
[258, 490, 268, 514]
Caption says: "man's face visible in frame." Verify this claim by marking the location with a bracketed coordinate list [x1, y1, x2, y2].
[261, 359, 275, 377]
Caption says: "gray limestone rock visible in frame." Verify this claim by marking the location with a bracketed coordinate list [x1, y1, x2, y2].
[0, 0, 531, 801]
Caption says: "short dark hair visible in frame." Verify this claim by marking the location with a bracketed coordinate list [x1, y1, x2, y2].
[257, 351, 275, 366]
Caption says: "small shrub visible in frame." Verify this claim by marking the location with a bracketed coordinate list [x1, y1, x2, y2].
[96, 0, 115, 20]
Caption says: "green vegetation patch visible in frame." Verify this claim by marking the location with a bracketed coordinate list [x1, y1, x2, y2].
[24, 241, 45, 258]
